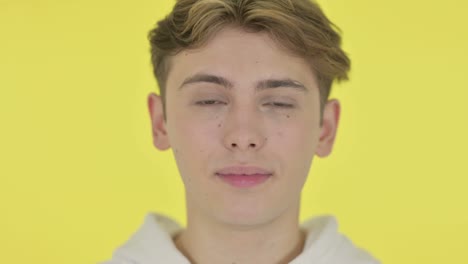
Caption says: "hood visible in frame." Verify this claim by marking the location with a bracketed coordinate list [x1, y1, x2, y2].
[102, 212, 380, 264]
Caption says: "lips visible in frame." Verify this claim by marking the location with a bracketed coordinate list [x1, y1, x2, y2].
[215, 165, 273, 176]
[215, 166, 273, 188]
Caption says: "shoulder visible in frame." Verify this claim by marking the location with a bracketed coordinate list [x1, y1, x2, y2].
[98, 212, 189, 264]
[296, 215, 381, 264]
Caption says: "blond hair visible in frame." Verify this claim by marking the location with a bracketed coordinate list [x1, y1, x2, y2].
[148, 0, 351, 124]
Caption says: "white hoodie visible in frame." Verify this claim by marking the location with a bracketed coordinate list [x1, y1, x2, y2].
[100, 213, 380, 264]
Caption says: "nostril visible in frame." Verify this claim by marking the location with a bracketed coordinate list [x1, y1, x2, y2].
[230, 143, 256, 148]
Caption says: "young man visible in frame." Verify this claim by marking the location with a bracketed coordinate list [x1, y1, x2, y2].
[103, 0, 380, 263]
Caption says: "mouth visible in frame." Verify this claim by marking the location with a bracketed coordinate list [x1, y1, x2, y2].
[215, 165, 273, 176]
[215, 166, 273, 188]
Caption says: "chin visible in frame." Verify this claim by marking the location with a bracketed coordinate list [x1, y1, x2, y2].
[213, 206, 276, 229]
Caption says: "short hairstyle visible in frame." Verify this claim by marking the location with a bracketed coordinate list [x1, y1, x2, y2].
[148, 0, 351, 125]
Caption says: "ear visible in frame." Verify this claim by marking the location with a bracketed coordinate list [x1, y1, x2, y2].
[147, 92, 171, 151]
[315, 99, 341, 158]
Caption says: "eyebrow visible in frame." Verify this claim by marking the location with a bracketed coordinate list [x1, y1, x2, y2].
[178, 73, 309, 93]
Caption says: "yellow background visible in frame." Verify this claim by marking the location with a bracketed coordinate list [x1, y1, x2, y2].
[1, 0, 467, 263]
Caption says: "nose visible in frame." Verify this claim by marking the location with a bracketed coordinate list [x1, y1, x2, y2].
[222, 105, 266, 152]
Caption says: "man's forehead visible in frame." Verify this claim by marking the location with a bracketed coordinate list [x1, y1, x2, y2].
[164, 27, 318, 92]
[178, 73, 310, 94]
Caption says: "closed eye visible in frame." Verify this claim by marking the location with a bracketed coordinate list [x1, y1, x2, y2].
[195, 100, 225, 106]
[265, 102, 295, 108]
[195, 100, 294, 108]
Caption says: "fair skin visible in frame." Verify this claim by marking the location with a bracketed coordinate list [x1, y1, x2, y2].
[148, 26, 340, 264]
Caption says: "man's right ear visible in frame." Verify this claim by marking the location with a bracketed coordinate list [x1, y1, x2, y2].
[147, 93, 171, 151]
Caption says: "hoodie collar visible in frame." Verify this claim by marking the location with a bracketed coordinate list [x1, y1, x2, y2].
[111, 212, 376, 264]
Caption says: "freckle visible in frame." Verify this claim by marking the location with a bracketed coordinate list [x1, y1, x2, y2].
[286, 115, 290, 118]
[218, 123, 222, 127]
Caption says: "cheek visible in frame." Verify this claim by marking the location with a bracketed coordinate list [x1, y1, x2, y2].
[275, 121, 318, 153]
[172, 117, 219, 156]
[277, 124, 318, 182]
[169, 120, 217, 187]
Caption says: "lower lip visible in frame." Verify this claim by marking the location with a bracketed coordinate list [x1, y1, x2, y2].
[216, 173, 271, 188]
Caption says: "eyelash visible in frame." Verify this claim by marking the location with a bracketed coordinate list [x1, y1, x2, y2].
[195, 100, 295, 108]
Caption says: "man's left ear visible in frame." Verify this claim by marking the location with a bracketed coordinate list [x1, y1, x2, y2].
[315, 99, 341, 157]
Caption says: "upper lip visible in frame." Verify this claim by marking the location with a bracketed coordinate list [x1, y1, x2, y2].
[215, 166, 273, 175]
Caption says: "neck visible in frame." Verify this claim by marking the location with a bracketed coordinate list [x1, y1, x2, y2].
[173, 203, 306, 264]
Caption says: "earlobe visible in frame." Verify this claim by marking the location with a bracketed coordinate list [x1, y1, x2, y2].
[315, 99, 340, 158]
[147, 93, 171, 150]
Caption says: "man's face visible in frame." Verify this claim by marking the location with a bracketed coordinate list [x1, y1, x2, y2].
[148, 27, 340, 227]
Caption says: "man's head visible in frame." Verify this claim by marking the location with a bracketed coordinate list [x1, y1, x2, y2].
[148, 0, 350, 125]
[147, 0, 350, 227]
